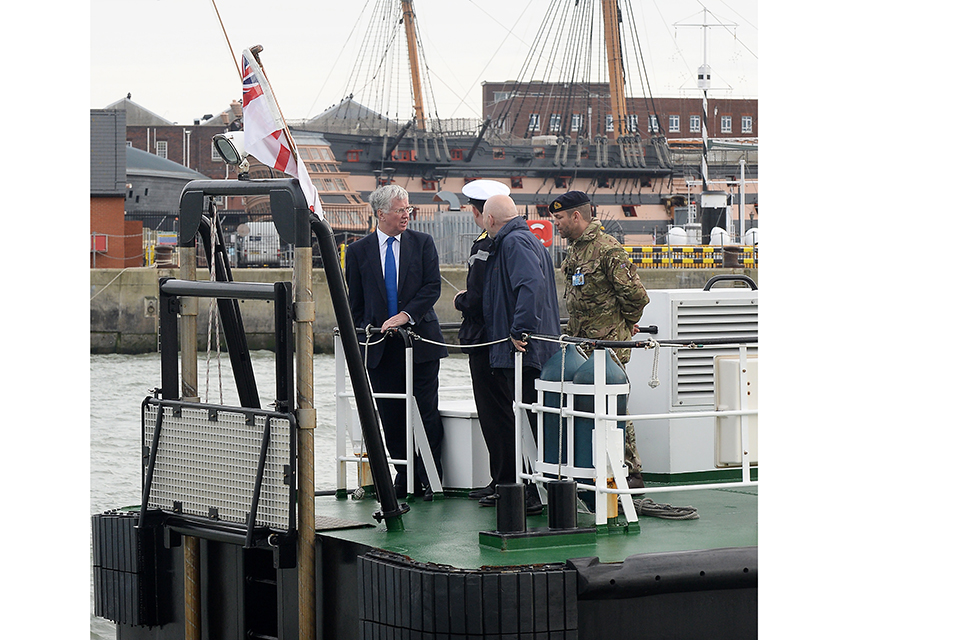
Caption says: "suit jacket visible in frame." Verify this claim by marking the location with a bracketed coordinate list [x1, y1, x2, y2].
[344, 228, 448, 368]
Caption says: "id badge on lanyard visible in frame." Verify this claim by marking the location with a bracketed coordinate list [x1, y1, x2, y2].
[572, 269, 584, 286]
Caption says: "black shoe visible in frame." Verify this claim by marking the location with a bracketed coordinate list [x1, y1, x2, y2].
[525, 484, 543, 516]
[468, 483, 496, 500]
[423, 487, 434, 502]
[393, 476, 407, 498]
[478, 493, 498, 507]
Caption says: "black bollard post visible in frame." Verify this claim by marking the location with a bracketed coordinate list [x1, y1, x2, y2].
[547, 480, 578, 530]
[495, 484, 526, 533]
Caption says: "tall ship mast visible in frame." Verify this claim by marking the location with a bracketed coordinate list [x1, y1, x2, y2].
[297, 0, 757, 245]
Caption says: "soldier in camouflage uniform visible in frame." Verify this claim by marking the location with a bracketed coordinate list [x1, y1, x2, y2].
[550, 191, 649, 486]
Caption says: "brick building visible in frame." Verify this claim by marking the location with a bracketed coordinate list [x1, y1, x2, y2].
[90, 109, 142, 268]
[106, 96, 247, 210]
[482, 81, 757, 141]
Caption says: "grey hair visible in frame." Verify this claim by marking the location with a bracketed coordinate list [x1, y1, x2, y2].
[370, 185, 409, 216]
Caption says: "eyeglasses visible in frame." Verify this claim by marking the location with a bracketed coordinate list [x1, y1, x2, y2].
[384, 206, 414, 215]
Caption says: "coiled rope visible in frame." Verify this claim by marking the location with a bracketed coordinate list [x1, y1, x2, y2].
[634, 497, 699, 520]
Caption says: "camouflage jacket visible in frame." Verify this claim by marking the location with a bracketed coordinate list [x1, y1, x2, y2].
[562, 220, 649, 363]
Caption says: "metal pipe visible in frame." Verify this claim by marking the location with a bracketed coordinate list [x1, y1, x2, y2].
[179, 243, 199, 402]
[196, 217, 261, 409]
[178, 230, 201, 640]
[159, 278, 279, 300]
[139, 404, 164, 529]
[246, 417, 272, 548]
[183, 536, 200, 640]
[311, 216, 406, 528]
[293, 241, 316, 640]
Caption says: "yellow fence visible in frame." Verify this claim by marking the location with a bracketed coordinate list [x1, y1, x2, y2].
[625, 245, 758, 268]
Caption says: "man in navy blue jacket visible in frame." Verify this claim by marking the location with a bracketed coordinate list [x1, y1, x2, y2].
[454, 180, 513, 501]
[479, 194, 561, 514]
[345, 185, 448, 500]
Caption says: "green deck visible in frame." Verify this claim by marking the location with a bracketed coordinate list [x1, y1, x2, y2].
[313, 484, 758, 569]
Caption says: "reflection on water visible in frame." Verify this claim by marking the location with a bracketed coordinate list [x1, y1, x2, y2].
[90, 350, 471, 639]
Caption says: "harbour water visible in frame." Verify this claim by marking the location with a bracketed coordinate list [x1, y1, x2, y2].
[90, 350, 472, 639]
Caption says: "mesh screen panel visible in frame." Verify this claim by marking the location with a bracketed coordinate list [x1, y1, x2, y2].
[143, 402, 294, 530]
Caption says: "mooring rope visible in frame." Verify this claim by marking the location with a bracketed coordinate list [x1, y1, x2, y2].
[634, 497, 699, 520]
[203, 210, 224, 405]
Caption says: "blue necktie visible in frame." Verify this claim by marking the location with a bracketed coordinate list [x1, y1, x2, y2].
[384, 236, 398, 317]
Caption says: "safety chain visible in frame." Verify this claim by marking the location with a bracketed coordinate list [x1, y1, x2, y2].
[645, 340, 661, 388]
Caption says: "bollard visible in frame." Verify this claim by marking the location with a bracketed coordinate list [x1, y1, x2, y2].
[547, 480, 578, 530]
[495, 483, 526, 533]
[722, 245, 740, 267]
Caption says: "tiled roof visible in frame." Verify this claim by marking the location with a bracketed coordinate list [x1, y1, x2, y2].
[103, 96, 173, 126]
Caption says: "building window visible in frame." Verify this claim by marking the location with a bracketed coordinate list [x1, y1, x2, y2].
[528, 113, 540, 131]
[492, 147, 505, 159]
[721, 115, 732, 133]
[126, 140, 132, 147]
[421, 179, 438, 191]
[622, 206, 637, 217]
[536, 204, 549, 218]
[571, 114, 582, 132]
[690, 115, 701, 133]
[346, 149, 361, 162]
[549, 113, 561, 132]
[450, 148, 464, 161]
[628, 114, 638, 132]
[741, 116, 753, 134]
[493, 91, 513, 103]
[212, 139, 223, 162]
[554, 176, 568, 189]
[511, 176, 523, 189]
[669, 115, 680, 133]
[155, 140, 167, 159]
[647, 115, 659, 133]
[605, 115, 614, 132]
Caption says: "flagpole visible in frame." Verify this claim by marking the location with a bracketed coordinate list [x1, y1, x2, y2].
[211, 0, 242, 80]
[245, 44, 317, 640]
[249, 45, 300, 164]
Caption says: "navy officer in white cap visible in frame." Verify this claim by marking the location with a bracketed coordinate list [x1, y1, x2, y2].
[454, 180, 514, 501]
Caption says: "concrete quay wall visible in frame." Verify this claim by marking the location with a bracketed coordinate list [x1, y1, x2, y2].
[90, 267, 758, 354]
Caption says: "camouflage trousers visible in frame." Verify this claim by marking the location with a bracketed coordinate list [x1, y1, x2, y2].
[624, 419, 643, 479]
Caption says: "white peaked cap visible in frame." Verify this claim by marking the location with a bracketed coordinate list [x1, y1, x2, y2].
[462, 179, 510, 201]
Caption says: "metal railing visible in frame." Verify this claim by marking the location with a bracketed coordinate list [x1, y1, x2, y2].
[525, 341, 757, 527]
[333, 329, 450, 498]
[332, 325, 758, 527]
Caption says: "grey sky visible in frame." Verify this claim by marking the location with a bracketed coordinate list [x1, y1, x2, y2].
[90, 0, 758, 125]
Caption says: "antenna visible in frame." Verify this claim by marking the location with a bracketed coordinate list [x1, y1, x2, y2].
[674, 9, 738, 189]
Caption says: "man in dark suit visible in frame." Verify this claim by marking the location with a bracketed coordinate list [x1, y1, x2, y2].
[344, 185, 448, 500]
